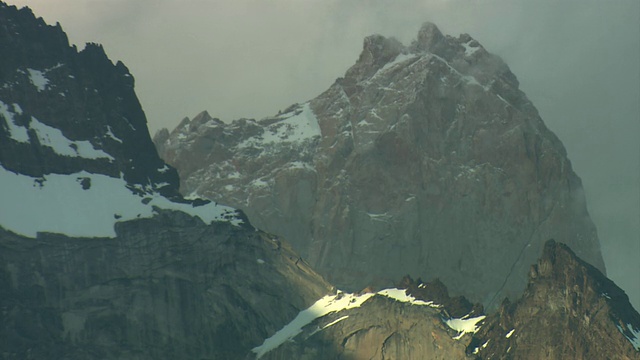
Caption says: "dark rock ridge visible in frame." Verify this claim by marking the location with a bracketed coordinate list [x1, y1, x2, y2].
[0, 3, 332, 359]
[155, 21, 606, 306]
[0, 2, 178, 197]
[469, 240, 640, 359]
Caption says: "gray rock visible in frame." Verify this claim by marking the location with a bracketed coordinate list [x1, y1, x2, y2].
[156, 22, 606, 308]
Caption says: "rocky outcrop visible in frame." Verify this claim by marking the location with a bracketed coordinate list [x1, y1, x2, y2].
[470, 240, 640, 359]
[251, 241, 639, 359]
[155, 22, 606, 307]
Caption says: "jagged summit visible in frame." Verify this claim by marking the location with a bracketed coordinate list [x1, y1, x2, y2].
[414, 21, 445, 50]
[0, 4, 332, 358]
[0, 2, 245, 238]
[469, 239, 640, 358]
[156, 21, 605, 308]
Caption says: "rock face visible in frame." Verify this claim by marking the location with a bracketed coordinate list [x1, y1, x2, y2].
[0, 216, 333, 359]
[470, 240, 640, 359]
[261, 294, 471, 360]
[155, 22, 606, 306]
[251, 241, 640, 359]
[0, 5, 178, 197]
[0, 3, 331, 359]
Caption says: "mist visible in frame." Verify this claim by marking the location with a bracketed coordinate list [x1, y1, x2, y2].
[9, 0, 639, 310]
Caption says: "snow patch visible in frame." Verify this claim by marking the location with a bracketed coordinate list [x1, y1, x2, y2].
[462, 41, 480, 57]
[235, 102, 320, 156]
[12, 103, 22, 115]
[249, 178, 270, 189]
[617, 323, 640, 351]
[27, 68, 49, 91]
[322, 315, 349, 330]
[377, 288, 439, 307]
[445, 314, 486, 339]
[0, 167, 242, 238]
[0, 100, 29, 143]
[105, 126, 123, 143]
[29, 116, 114, 160]
[262, 102, 320, 143]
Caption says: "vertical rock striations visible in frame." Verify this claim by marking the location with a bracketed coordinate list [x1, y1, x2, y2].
[155, 22, 605, 306]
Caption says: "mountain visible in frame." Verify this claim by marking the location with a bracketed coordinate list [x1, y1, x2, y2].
[257, 240, 640, 359]
[155, 22, 605, 307]
[2, 3, 638, 359]
[470, 240, 640, 359]
[0, 3, 331, 359]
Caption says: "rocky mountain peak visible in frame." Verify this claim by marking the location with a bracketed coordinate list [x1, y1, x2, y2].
[413, 21, 445, 52]
[0, 4, 333, 358]
[0, 2, 249, 238]
[0, 2, 180, 198]
[157, 21, 606, 308]
[343, 34, 403, 83]
[470, 239, 640, 358]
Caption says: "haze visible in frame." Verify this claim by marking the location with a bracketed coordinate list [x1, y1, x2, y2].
[8, 0, 639, 310]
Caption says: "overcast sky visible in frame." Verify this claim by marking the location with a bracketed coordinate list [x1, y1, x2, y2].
[9, 0, 639, 310]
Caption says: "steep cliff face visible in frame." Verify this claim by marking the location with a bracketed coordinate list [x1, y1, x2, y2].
[155, 22, 605, 306]
[0, 4, 178, 196]
[0, 3, 332, 359]
[470, 240, 640, 359]
[0, 215, 333, 359]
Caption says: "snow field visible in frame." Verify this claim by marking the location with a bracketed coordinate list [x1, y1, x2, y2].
[0, 167, 242, 238]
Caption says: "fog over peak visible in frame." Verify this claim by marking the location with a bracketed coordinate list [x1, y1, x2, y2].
[8, 0, 639, 310]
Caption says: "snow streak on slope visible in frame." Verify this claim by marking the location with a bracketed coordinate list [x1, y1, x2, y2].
[252, 288, 454, 358]
[26, 68, 48, 91]
[617, 323, 640, 351]
[0, 99, 113, 160]
[252, 291, 375, 359]
[0, 100, 28, 142]
[0, 166, 242, 238]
